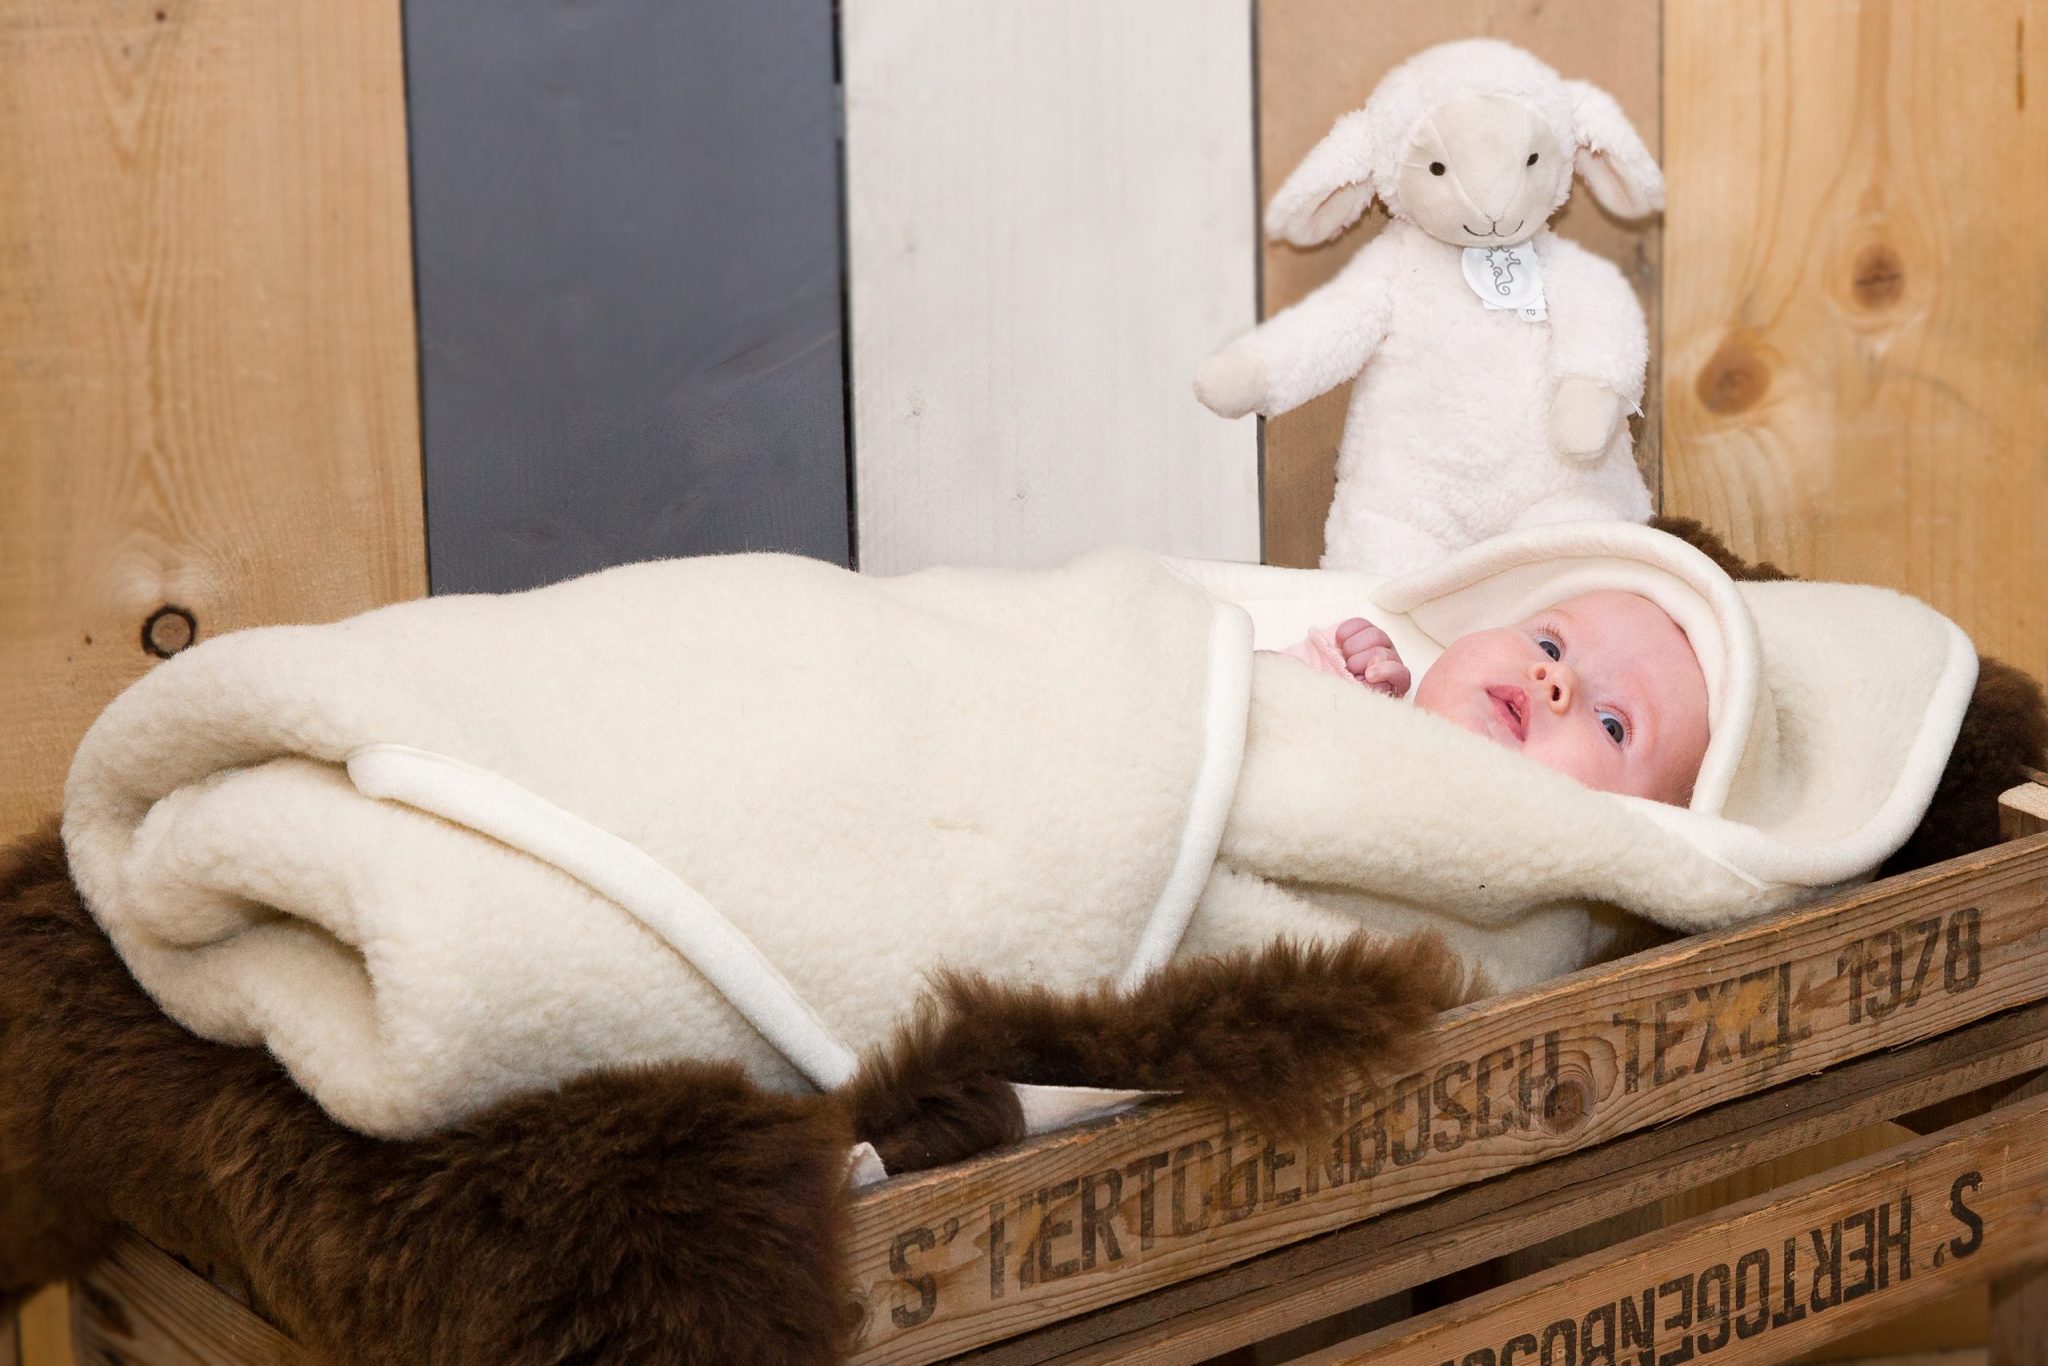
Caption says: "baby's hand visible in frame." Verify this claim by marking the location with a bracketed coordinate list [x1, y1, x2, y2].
[1334, 618, 1410, 698]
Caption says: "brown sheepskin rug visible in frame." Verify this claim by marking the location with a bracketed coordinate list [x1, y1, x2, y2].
[2, 516, 2042, 1362]
[0, 827, 858, 1365]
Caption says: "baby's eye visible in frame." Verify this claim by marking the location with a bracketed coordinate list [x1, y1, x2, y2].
[1600, 712, 1626, 745]
[1538, 636, 1561, 661]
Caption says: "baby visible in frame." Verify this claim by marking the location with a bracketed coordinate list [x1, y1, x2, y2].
[1282, 591, 1711, 806]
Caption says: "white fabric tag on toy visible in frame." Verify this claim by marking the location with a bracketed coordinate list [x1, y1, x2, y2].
[1462, 244, 1547, 322]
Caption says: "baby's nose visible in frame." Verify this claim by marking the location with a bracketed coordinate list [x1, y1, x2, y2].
[1529, 661, 1575, 714]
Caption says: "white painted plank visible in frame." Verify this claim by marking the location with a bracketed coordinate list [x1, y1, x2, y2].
[845, 0, 1260, 573]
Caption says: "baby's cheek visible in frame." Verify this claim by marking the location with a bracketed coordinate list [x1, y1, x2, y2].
[1543, 734, 1631, 797]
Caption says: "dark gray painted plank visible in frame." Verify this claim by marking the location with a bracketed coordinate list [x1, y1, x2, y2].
[406, 0, 849, 594]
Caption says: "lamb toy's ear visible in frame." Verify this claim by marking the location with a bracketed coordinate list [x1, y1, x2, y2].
[1565, 79, 1665, 219]
[1264, 108, 1379, 247]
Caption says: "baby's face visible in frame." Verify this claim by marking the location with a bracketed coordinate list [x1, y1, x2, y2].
[1411, 591, 1711, 805]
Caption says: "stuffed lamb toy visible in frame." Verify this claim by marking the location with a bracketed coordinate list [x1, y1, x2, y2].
[1196, 39, 1665, 574]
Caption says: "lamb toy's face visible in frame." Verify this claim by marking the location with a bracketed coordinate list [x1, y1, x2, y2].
[1259, 42, 1665, 254]
[1396, 96, 1570, 249]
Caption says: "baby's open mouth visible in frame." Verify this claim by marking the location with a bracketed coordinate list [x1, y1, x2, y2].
[1487, 686, 1528, 741]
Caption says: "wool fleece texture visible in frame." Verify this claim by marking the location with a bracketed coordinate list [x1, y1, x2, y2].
[63, 527, 1975, 1138]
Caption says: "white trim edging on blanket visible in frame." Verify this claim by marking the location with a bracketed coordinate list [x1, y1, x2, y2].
[1120, 597, 1256, 990]
[345, 743, 863, 1090]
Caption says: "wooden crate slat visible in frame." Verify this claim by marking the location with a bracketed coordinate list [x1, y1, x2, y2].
[987, 1002, 2048, 1366]
[71, 1236, 297, 1366]
[1309, 1090, 2048, 1366]
[14, 1288, 74, 1366]
[845, 838, 2048, 1362]
[1999, 782, 2048, 842]
[1990, 1264, 2048, 1366]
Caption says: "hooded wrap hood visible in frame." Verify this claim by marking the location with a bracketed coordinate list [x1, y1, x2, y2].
[1187, 521, 1977, 900]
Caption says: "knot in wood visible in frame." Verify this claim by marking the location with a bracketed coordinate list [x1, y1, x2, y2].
[142, 605, 198, 658]
[1695, 342, 1770, 415]
[1539, 1072, 1591, 1135]
[1851, 243, 1906, 309]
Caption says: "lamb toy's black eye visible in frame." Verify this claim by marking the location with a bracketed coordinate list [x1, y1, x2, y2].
[1429, 161, 1446, 176]
[1527, 152, 1539, 165]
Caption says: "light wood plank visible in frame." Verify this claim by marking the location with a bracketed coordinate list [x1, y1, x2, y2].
[15, 1287, 73, 1366]
[72, 1237, 296, 1365]
[1304, 1091, 2048, 1366]
[1662, 0, 2048, 680]
[844, 0, 1259, 573]
[1990, 1265, 2048, 1366]
[0, 0, 427, 841]
[974, 1001, 2048, 1366]
[844, 837, 2048, 1362]
[1999, 782, 2048, 841]
[1255, 0, 1662, 567]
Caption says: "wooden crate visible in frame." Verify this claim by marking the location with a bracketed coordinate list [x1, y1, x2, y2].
[35, 785, 2047, 1365]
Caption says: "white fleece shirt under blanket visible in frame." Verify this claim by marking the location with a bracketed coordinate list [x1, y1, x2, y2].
[63, 530, 1976, 1137]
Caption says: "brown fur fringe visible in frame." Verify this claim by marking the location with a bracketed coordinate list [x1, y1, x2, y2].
[0, 827, 856, 1365]
[847, 933, 1471, 1173]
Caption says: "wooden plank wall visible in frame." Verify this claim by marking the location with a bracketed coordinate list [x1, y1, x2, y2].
[1255, 0, 1663, 568]
[842, 0, 1260, 574]
[1662, 0, 2048, 679]
[0, 0, 426, 843]
[403, 0, 851, 593]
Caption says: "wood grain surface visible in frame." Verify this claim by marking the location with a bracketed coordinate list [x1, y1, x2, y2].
[1999, 781, 2048, 842]
[1254, 0, 1663, 567]
[1307, 1091, 2048, 1366]
[71, 1236, 296, 1366]
[14, 1288, 73, 1366]
[844, 837, 2048, 1363]
[843, 0, 1260, 574]
[0, 0, 426, 841]
[1662, 0, 2048, 680]
[963, 1002, 2048, 1366]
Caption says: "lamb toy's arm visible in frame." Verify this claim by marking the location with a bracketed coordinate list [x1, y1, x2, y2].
[1541, 240, 1651, 464]
[1194, 231, 1400, 420]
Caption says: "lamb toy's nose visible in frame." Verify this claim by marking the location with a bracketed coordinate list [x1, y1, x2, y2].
[1529, 661, 1574, 713]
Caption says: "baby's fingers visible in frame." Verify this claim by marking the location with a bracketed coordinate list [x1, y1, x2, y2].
[1334, 618, 1390, 652]
[1341, 637, 1397, 672]
[1361, 659, 1412, 698]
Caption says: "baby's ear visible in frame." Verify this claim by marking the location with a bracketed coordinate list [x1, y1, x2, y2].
[1564, 79, 1664, 220]
[1264, 108, 1381, 247]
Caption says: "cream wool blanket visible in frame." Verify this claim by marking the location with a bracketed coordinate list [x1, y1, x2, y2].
[64, 526, 1976, 1137]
